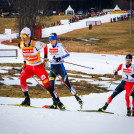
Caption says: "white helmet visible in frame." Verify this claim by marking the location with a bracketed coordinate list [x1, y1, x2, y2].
[20, 27, 31, 37]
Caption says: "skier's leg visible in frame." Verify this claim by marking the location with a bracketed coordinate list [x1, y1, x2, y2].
[34, 64, 65, 109]
[60, 63, 77, 95]
[107, 81, 126, 104]
[124, 82, 133, 116]
[131, 90, 134, 116]
[131, 90, 134, 108]
[98, 81, 125, 111]
[59, 64, 83, 107]
[20, 66, 33, 105]
[49, 67, 57, 91]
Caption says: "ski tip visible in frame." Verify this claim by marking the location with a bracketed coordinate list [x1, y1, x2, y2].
[42, 105, 50, 109]
[42, 105, 59, 109]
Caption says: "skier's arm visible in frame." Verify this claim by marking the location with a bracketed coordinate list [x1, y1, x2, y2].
[116, 64, 123, 72]
[114, 64, 123, 75]
[18, 43, 26, 68]
[37, 42, 49, 67]
[44, 44, 48, 59]
[61, 44, 70, 59]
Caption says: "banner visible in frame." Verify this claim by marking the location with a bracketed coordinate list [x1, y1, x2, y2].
[111, 11, 124, 14]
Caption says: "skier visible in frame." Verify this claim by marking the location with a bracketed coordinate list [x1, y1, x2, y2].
[99, 54, 134, 116]
[18, 27, 65, 109]
[47, 33, 83, 109]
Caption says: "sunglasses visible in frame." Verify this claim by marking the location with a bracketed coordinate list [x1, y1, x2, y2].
[20, 35, 28, 38]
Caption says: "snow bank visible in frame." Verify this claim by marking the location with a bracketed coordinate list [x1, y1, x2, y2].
[42, 13, 127, 37]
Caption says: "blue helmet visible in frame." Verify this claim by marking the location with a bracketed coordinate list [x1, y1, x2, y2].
[49, 34, 57, 41]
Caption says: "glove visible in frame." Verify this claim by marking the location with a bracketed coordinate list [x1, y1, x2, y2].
[43, 59, 49, 67]
[131, 74, 134, 78]
[53, 56, 61, 62]
[131, 90, 134, 96]
[114, 71, 118, 75]
[22, 63, 26, 69]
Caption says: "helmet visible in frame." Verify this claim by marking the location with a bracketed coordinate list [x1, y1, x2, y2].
[20, 27, 31, 37]
[49, 34, 57, 41]
[126, 54, 132, 61]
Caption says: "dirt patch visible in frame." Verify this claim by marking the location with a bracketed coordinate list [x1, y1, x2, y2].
[0, 63, 120, 98]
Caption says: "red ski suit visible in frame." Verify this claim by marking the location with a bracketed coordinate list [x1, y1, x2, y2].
[19, 40, 56, 97]
[117, 64, 134, 108]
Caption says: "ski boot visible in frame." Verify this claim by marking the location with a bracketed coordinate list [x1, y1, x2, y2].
[98, 103, 109, 112]
[57, 101, 66, 110]
[21, 97, 30, 106]
[75, 94, 83, 109]
[49, 101, 58, 109]
[132, 108, 134, 117]
[126, 108, 131, 116]
[49, 98, 65, 110]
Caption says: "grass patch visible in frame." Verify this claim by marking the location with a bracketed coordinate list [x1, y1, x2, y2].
[0, 15, 75, 34]
[0, 63, 122, 98]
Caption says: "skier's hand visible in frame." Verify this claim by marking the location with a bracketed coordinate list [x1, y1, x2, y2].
[22, 63, 26, 69]
[114, 71, 118, 75]
[43, 59, 49, 68]
[53, 56, 61, 62]
[131, 74, 134, 78]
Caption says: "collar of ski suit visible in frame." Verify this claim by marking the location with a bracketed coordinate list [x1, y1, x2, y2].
[126, 64, 131, 68]
[52, 42, 58, 48]
[24, 39, 32, 47]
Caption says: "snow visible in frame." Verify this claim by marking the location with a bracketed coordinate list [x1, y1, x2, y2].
[0, 92, 134, 134]
[42, 13, 127, 37]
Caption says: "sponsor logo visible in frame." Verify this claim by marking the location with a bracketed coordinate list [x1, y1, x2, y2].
[43, 79, 49, 83]
[41, 75, 46, 80]
[25, 55, 38, 61]
[23, 49, 34, 53]
[123, 68, 132, 73]
[49, 48, 59, 53]
[49, 77, 55, 80]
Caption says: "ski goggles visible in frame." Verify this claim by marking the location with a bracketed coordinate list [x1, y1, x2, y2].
[126, 59, 132, 61]
[20, 34, 28, 38]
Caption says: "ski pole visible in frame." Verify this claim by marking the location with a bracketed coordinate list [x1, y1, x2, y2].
[62, 61, 94, 69]
[32, 76, 47, 91]
[49, 68, 71, 90]
[109, 75, 115, 89]
[42, 58, 94, 70]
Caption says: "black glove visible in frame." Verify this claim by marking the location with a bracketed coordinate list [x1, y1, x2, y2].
[131, 90, 134, 96]
[131, 74, 134, 78]
[53, 56, 61, 62]
[114, 71, 118, 75]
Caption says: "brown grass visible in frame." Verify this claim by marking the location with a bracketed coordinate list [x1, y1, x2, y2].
[0, 63, 120, 98]
[0, 15, 75, 34]
[58, 18, 134, 55]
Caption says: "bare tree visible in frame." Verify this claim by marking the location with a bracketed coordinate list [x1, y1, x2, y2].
[12, 0, 45, 38]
